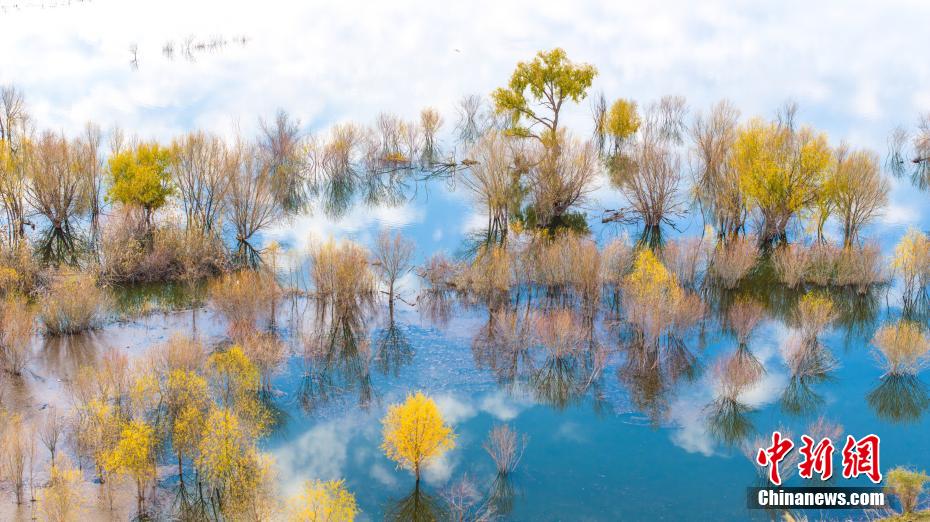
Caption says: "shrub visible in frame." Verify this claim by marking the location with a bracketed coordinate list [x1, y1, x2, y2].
[458, 244, 512, 307]
[309, 239, 376, 318]
[623, 249, 703, 342]
[709, 235, 759, 289]
[661, 237, 706, 289]
[804, 243, 839, 286]
[833, 243, 884, 292]
[209, 270, 280, 340]
[601, 236, 634, 287]
[0, 294, 34, 375]
[772, 243, 809, 288]
[483, 424, 529, 476]
[893, 228, 930, 304]
[793, 291, 836, 341]
[40, 270, 107, 335]
[100, 209, 227, 284]
[885, 467, 930, 514]
[872, 320, 930, 375]
[727, 297, 766, 344]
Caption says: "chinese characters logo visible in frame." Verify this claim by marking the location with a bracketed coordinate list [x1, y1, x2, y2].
[756, 431, 881, 485]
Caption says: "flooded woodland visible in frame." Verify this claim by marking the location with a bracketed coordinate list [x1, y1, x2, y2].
[4, 2, 930, 521]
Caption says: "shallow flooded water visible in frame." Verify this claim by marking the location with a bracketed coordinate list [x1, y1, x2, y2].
[2, 172, 925, 521]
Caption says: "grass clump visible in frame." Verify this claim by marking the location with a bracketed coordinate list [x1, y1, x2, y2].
[773, 243, 809, 288]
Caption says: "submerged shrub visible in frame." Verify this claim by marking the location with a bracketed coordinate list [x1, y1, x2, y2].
[0, 294, 34, 375]
[833, 243, 884, 292]
[709, 235, 759, 289]
[0, 241, 41, 297]
[601, 236, 634, 287]
[309, 239, 376, 318]
[210, 270, 280, 339]
[40, 270, 106, 335]
[536, 308, 586, 358]
[804, 243, 839, 286]
[459, 244, 512, 307]
[772, 243, 809, 288]
[287, 479, 359, 522]
[100, 209, 227, 284]
[893, 228, 930, 305]
[872, 320, 930, 375]
[793, 291, 836, 341]
[661, 236, 706, 289]
[885, 467, 930, 514]
[483, 424, 529, 476]
[727, 297, 766, 344]
[623, 249, 703, 342]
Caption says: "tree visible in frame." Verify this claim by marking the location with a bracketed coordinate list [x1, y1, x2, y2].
[105, 419, 156, 516]
[40, 455, 83, 522]
[492, 48, 597, 144]
[462, 130, 523, 243]
[170, 131, 231, 234]
[287, 479, 359, 522]
[526, 130, 599, 231]
[207, 345, 269, 435]
[381, 391, 456, 482]
[373, 230, 415, 319]
[259, 110, 308, 213]
[164, 368, 210, 486]
[106, 141, 174, 228]
[885, 467, 930, 514]
[690, 100, 744, 241]
[730, 117, 832, 246]
[825, 145, 888, 247]
[226, 141, 284, 266]
[26, 131, 90, 264]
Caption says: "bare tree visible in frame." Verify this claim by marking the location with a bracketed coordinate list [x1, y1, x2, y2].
[39, 405, 65, 460]
[420, 107, 443, 164]
[690, 100, 744, 241]
[529, 130, 598, 230]
[829, 144, 889, 247]
[455, 94, 486, 145]
[26, 131, 89, 264]
[77, 122, 104, 246]
[259, 110, 307, 212]
[372, 229, 415, 318]
[170, 131, 231, 234]
[612, 108, 685, 242]
[226, 140, 285, 267]
[0, 85, 30, 245]
[463, 130, 519, 242]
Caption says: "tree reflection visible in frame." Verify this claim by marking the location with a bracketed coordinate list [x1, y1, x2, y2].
[386, 484, 445, 522]
[374, 319, 414, 377]
[867, 374, 930, 423]
[298, 310, 375, 413]
[780, 335, 836, 416]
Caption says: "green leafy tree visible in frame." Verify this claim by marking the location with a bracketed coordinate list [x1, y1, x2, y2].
[106, 142, 173, 227]
[492, 48, 597, 144]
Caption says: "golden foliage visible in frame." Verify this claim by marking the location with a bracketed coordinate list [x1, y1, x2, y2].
[210, 269, 280, 340]
[40, 456, 83, 522]
[872, 320, 930, 375]
[381, 391, 456, 481]
[287, 479, 359, 522]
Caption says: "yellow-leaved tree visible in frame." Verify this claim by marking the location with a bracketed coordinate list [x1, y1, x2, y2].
[287, 479, 359, 522]
[381, 391, 455, 482]
[730, 117, 832, 246]
[105, 419, 156, 516]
